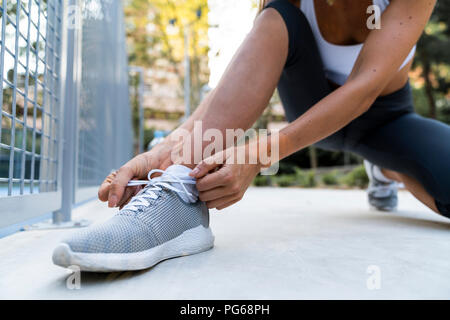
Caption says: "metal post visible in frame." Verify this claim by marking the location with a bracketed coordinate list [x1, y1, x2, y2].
[54, 0, 81, 224]
[26, 0, 89, 230]
[184, 26, 191, 119]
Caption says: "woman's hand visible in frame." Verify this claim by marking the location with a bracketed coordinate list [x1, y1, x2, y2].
[98, 141, 174, 209]
[190, 143, 262, 210]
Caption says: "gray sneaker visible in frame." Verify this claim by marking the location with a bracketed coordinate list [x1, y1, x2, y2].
[52, 167, 214, 272]
[364, 160, 398, 212]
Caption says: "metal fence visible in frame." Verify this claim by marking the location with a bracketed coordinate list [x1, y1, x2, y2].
[0, 0, 133, 229]
[76, 0, 132, 202]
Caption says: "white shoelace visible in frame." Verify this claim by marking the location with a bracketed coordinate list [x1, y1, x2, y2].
[123, 169, 196, 211]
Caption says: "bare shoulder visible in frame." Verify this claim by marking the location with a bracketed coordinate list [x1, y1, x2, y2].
[255, 5, 288, 36]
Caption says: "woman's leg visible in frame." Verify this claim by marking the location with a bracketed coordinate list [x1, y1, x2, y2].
[382, 169, 439, 212]
[354, 113, 450, 217]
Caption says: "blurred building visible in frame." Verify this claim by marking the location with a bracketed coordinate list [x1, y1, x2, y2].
[139, 0, 287, 132]
[130, 1, 209, 132]
[142, 59, 185, 131]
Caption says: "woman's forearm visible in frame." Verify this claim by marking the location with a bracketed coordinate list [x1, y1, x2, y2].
[176, 89, 216, 133]
[161, 89, 215, 149]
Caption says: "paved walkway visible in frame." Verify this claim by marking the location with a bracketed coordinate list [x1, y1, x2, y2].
[0, 188, 449, 299]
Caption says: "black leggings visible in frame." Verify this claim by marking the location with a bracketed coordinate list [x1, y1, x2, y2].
[264, 0, 450, 216]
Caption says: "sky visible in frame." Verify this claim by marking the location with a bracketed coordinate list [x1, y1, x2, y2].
[207, 0, 257, 88]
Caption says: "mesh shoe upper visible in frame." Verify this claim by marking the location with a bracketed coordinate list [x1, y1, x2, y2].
[119, 190, 207, 245]
[62, 188, 208, 254]
[63, 214, 158, 254]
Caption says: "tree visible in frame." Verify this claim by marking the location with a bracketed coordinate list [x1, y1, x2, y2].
[125, 0, 210, 111]
[413, 1, 450, 120]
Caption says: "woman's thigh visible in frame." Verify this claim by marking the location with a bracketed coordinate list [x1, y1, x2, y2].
[352, 113, 450, 206]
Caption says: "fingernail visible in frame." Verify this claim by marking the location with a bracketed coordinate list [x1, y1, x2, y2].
[109, 195, 117, 208]
[190, 168, 200, 176]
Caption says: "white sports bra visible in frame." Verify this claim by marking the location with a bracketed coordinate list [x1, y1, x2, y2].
[300, 0, 416, 85]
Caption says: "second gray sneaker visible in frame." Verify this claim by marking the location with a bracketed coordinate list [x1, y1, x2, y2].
[364, 160, 398, 212]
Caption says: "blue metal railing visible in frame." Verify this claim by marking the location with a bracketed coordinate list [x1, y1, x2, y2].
[0, 0, 133, 230]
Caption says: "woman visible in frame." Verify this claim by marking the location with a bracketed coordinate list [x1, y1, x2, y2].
[100, 0, 449, 218]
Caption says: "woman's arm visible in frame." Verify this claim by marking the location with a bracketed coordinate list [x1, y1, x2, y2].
[277, 0, 436, 160]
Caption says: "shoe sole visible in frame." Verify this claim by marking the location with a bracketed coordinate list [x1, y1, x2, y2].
[52, 225, 214, 272]
[369, 197, 398, 212]
[369, 204, 398, 212]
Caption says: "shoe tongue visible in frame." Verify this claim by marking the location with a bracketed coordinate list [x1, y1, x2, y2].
[160, 165, 198, 203]
[162, 164, 194, 178]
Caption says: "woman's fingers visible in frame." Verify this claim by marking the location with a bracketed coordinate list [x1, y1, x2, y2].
[196, 165, 234, 191]
[198, 186, 237, 202]
[216, 197, 241, 210]
[206, 192, 241, 209]
[98, 171, 117, 202]
[97, 144, 177, 208]
[108, 166, 134, 207]
[190, 151, 226, 179]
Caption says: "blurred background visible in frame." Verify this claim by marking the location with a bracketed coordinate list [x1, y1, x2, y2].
[126, 0, 450, 189]
[0, 0, 448, 234]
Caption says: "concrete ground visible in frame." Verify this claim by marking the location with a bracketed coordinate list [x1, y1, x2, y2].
[0, 187, 449, 300]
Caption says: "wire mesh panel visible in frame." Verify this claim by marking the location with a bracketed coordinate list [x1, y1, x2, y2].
[0, 0, 63, 197]
[0, 0, 132, 228]
[76, 0, 132, 197]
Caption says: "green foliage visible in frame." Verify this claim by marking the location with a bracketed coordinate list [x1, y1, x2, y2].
[253, 175, 272, 187]
[341, 165, 369, 189]
[276, 174, 297, 187]
[413, 2, 450, 122]
[322, 170, 339, 186]
[252, 166, 371, 189]
[277, 161, 298, 174]
[125, 0, 210, 108]
[295, 169, 316, 188]
[143, 127, 155, 149]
